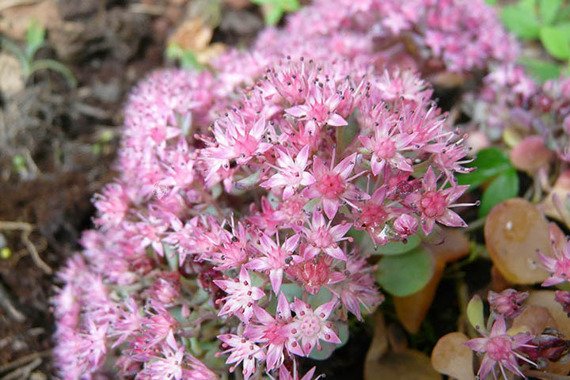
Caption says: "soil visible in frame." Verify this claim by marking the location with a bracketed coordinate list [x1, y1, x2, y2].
[0, 1, 263, 378]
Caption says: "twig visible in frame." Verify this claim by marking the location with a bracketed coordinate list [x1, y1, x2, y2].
[0, 0, 41, 12]
[128, 3, 166, 15]
[0, 282, 25, 322]
[1, 358, 41, 380]
[0, 350, 50, 374]
[0, 221, 52, 274]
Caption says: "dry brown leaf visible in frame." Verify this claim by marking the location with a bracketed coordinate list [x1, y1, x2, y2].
[511, 305, 557, 336]
[510, 136, 552, 174]
[169, 18, 212, 51]
[394, 229, 469, 333]
[0, 53, 24, 97]
[426, 228, 471, 263]
[365, 312, 389, 363]
[527, 291, 570, 337]
[542, 170, 570, 228]
[484, 198, 553, 284]
[168, 18, 226, 65]
[431, 332, 475, 380]
[0, 0, 59, 40]
[365, 350, 441, 380]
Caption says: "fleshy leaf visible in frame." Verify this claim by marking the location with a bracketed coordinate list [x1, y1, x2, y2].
[457, 147, 512, 189]
[540, 24, 570, 60]
[479, 168, 519, 217]
[376, 247, 434, 297]
[466, 295, 485, 332]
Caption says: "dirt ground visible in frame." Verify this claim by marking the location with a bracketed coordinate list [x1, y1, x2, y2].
[0, 1, 263, 377]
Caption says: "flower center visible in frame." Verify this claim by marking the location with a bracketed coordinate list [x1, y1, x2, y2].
[420, 191, 447, 218]
[308, 102, 329, 123]
[359, 204, 388, 229]
[263, 323, 288, 345]
[375, 138, 397, 159]
[311, 227, 333, 248]
[486, 336, 513, 361]
[316, 173, 346, 199]
[298, 313, 322, 338]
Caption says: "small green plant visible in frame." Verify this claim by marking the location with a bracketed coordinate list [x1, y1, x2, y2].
[165, 43, 204, 71]
[499, 0, 570, 81]
[251, 0, 301, 26]
[1, 21, 76, 88]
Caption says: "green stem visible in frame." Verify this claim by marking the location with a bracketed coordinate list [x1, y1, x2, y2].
[29, 59, 77, 88]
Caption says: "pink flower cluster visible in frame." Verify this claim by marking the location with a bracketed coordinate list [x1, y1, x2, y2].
[52, 0, 514, 378]
[465, 64, 570, 161]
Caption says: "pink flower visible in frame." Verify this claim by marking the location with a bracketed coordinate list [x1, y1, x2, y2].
[465, 316, 535, 379]
[202, 113, 272, 182]
[290, 298, 341, 355]
[288, 255, 339, 295]
[286, 86, 347, 133]
[359, 113, 416, 175]
[247, 234, 301, 294]
[261, 146, 315, 198]
[304, 153, 364, 219]
[488, 289, 528, 319]
[214, 267, 265, 322]
[332, 255, 383, 320]
[353, 187, 395, 244]
[303, 211, 352, 261]
[244, 294, 304, 370]
[218, 334, 265, 380]
[393, 213, 419, 239]
[539, 238, 570, 287]
[406, 167, 468, 234]
[138, 331, 184, 380]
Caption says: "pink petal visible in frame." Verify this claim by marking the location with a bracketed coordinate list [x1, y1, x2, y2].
[323, 198, 339, 220]
[325, 246, 347, 261]
[327, 113, 348, 127]
[286, 106, 308, 118]
[315, 298, 337, 320]
[270, 269, 284, 294]
[438, 210, 467, 228]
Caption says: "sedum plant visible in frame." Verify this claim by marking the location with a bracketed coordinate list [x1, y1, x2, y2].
[52, 0, 567, 379]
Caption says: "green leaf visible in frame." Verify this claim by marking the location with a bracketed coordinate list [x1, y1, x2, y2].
[540, 24, 570, 60]
[518, 56, 562, 82]
[25, 20, 45, 58]
[485, 0, 497, 4]
[281, 283, 303, 301]
[375, 233, 422, 256]
[308, 287, 333, 309]
[252, 0, 300, 25]
[456, 148, 511, 188]
[166, 43, 203, 71]
[376, 247, 433, 297]
[501, 1, 541, 39]
[162, 242, 179, 271]
[265, 5, 285, 25]
[466, 295, 485, 331]
[351, 228, 422, 256]
[539, 0, 562, 24]
[29, 59, 77, 88]
[478, 169, 519, 217]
